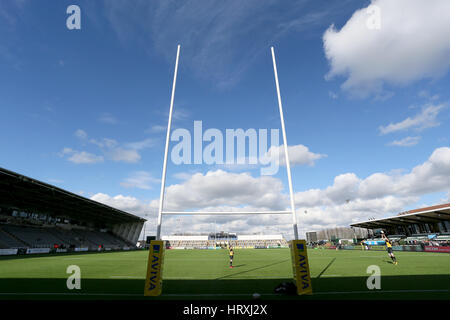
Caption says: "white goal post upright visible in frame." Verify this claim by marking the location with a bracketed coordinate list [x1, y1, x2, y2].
[155, 45, 299, 240]
[156, 44, 180, 240]
[271, 46, 299, 240]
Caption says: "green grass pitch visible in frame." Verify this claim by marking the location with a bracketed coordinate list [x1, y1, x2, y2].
[0, 248, 449, 300]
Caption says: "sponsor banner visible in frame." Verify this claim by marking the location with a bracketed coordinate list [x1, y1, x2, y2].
[424, 246, 450, 253]
[364, 240, 385, 246]
[122, 247, 130, 251]
[105, 248, 112, 251]
[290, 240, 313, 295]
[403, 245, 422, 252]
[144, 240, 165, 296]
[74, 247, 89, 252]
[0, 248, 18, 256]
[56, 248, 68, 253]
[26, 248, 50, 254]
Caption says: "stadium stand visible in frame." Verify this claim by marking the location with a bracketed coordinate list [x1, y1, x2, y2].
[0, 167, 146, 255]
[0, 226, 27, 248]
[350, 203, 450, 235]
[162, 234, 289, 249]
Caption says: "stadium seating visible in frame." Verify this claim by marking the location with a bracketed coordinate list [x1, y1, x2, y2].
[165, 238, 288, 249]
[0, 226, 27, 248]
[1, 225, 62, 248]
[0, 223, 131, 250]
[71, 229, 130, 249]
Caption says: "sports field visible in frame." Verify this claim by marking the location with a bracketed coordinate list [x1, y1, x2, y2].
[0, 248, 449, 300]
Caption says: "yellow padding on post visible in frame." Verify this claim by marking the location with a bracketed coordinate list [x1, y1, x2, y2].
[290, 240, 313, 295]
[144, 240, 165, 296]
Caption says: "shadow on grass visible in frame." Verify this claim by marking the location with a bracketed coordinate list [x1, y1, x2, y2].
[0, 274, 449, 300]
[217, 259, 290, 280]
[317, 258, 336, 279]
[0, 250, 142, 261]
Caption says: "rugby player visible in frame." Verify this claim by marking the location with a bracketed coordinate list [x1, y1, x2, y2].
[229, 246, 234, 268]
[381, 231, 398, 265]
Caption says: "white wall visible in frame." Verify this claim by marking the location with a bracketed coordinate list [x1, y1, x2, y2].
[161, 234, 284, 241]
[237, 234, 283, 240]
[162, 235, 208, 241]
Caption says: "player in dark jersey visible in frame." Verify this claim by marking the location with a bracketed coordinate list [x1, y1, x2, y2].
[229, 247, 234, 268]
[381, 231, 398, 265]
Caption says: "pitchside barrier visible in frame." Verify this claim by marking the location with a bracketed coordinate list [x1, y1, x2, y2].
[341, 244, 426, 252]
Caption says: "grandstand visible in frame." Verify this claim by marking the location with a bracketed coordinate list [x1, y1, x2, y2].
[350, 203, 450, 242]
[0, 167, 145, 254]
[346, 203, 450, 252]
[162, 233, 289, 249]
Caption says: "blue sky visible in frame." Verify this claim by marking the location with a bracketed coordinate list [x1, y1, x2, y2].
[1, 0, 450, 239]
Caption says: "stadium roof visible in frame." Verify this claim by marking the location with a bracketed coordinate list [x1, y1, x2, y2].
[0, 167, 146, 224]
[350, 203, 450, 229]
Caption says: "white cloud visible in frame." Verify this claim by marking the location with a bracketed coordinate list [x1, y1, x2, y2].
[388, 136, 421, 147]
[265, 144, 326, 167]
[60, 148, 104, 164]
[90, 138, 119, 149]
[328, 91, 338, 99]
[120, 171, 160, 190]
[108, 148, 141, 163]
[379, 103, 445, 135]
[102, 0, 344, 88]
[99, 113, 118, 124]
[125, 138, 155, 150]
[323, 0, 450, 97]
[67, 130, 155, 164]
[91, 193, 155, 217]
[74, 129, 88, 140]
[295, 147, 450, 208]
[90, 147, 450, 238]
[157, 169, 288, 211]
[149, 125, 166, 133]
[0, 0, 26, 26]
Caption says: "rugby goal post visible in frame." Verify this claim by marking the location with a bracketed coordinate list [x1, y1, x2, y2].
[155, 45, 298, 239]
[144, 45, 313, 297]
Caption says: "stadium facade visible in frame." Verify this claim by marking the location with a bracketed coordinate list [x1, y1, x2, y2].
[0, 167, 145, 255]
[162, 234, 288, 249]
[306, 227, 369, 243]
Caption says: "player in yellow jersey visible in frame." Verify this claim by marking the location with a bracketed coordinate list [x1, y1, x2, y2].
[229, 247, 234, 268]
[381, 231, 398, 265]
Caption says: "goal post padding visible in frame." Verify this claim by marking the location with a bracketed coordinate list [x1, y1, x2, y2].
[144, 240, 165, 296]
[290, 239, 313, 295]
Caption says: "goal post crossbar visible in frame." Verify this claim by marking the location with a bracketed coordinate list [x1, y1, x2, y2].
[162, 211, 291, 216]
